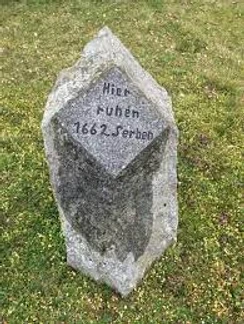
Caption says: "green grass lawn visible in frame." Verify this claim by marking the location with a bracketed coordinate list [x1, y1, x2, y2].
[1, 0, 243, 323]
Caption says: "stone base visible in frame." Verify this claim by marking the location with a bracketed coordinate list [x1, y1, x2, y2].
[60, 210, 177, 297]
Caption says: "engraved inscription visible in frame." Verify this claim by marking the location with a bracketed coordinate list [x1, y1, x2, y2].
[103, 82, 130, 96]
[60, 67, 164, 176]
[71, 79, 154, 141]
[73, 122, 154, 141]
[97, 105, 139, 118]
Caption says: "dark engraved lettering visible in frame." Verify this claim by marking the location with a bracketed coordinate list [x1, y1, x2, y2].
[102, 82, 130, 97]
[132, 110, 139, 118]
[111, 84, 115, 95]
[103, 82, 110, 94]
[97, 106, 104, 115]
[106, 107, 113, 116]
[74, 121, 80, 133]
[90, 123, 97, 135]
[73, 122, 153, 141]
[125, 109, 130, 117]
[129, 130, 135, 138]
[122, 130, 129, 138]
[100, 124, 110, 136]
[148, 131, 153, 140]
[115, 105, 122, 117]
[97, 105, 139, 118]
[112, 125, 123, 137]
[136, 128, 141, 139]
[82, 123, 89, 134]
[142, 132, 147, 140]
[124, 88, 130, 96]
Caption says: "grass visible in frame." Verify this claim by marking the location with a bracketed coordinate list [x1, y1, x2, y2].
[1, 0, 244, 323]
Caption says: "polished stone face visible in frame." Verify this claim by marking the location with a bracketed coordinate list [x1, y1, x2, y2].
[50, 67, 168, 261]
[57, 67, 165, 177]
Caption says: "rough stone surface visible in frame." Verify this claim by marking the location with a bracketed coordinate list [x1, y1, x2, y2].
[42, 27, 178, 296]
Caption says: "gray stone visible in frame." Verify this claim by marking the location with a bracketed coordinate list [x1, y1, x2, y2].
[42, 27, 178, 296]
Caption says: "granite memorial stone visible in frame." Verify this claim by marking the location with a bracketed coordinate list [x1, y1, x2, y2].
[42, 27, 178, 296]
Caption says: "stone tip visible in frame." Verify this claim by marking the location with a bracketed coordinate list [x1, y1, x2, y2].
[97, 26, 114, 37]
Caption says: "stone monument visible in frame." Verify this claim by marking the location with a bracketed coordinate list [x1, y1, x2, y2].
[42, 27, 178, 296]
